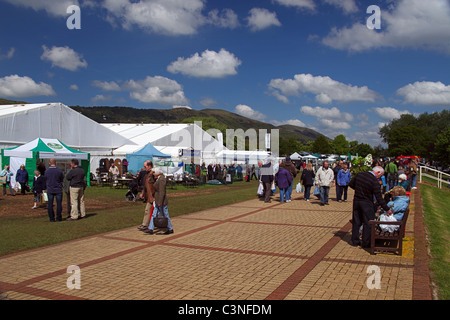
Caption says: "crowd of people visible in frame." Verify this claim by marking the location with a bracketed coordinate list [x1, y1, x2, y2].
[1, 159, 86, 222]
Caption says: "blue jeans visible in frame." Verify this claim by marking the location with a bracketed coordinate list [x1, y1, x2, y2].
[304, 185, 312, 200]
[279, 188, 288, 202]
[47, 192, 63, 222]
[411, 175, 417, 188]
[148, 205, 173, 230]
[286, 183, 293, 201]
[320, 186, 330, 204]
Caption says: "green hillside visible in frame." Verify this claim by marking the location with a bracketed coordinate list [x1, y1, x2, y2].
[70, 105, 322, 144]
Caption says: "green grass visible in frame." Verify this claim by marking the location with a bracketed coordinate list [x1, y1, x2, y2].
[0, 180, 260, 257]
[420, 183, 450, 300]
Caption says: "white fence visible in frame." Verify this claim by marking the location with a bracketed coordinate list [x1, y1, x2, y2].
[419, 166, 450, 189]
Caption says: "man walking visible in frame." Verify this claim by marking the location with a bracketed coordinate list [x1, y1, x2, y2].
[259, 160, 274, 203]
[315, 161, 334, 206]
[385, 160, 398, 191]
[65, 159, 86, 221]
[349, 166, 392, 248]
[138, 160, 155, 231]
[45, 158, 64, 222]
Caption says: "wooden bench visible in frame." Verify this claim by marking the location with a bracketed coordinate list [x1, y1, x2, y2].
[369, 208, 410, 255]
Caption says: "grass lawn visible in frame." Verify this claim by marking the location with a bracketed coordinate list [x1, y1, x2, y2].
[420, 183, 450, 300]
[0, 180, 260, 257]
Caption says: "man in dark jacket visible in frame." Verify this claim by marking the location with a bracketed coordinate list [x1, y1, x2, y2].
[45, 158, 64, 222]
[259, 160, 274, 203]
[349, 166, 392, 248]
[65, 159, 86, 221]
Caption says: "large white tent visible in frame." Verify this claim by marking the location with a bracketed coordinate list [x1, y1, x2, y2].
[0, 103, 133, 152]
[101, 123, 227, 165]
[0, 103, 134, 174]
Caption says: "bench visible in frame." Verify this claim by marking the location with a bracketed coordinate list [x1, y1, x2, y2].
[369, 208, 410, 255]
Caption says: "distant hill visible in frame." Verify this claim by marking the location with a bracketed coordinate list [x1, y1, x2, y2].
[70, 105, 323, 144]
[0, 98, 28, 105]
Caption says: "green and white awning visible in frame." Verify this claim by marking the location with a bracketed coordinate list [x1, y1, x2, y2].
[3, 138, 88, 160]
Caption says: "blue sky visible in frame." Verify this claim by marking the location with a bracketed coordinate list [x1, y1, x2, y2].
[1, 0, 449, 147]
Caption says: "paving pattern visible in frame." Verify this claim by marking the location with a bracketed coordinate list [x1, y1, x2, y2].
[0, 185, 432, 300]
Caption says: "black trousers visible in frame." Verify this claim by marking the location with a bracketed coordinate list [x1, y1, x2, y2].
[351, 200, 376, 247]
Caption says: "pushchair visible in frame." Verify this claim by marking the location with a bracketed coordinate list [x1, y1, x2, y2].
[125, 178, 139, 202]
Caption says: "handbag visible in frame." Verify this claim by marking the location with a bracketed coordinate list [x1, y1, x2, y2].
[153, 205, 168, 229]
[0, 175, 6, 184]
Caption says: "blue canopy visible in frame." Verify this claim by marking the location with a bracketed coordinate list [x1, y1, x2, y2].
[126, 143, 170, 174]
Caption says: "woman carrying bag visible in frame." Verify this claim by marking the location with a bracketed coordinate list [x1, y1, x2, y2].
[300, 163, 315, 201]
[144, 168, 174, 235]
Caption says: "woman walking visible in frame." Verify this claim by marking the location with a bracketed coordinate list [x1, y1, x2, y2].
[300, 163, 315, 201]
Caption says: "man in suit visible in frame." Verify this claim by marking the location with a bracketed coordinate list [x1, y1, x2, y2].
[349, 166, 392, 248]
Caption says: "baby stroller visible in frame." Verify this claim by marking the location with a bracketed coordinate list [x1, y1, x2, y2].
[125, 178, 139, 202]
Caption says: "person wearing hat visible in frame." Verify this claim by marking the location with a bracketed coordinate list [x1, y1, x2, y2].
[280, 156, 297, 202]
[397, 174, 410, 191]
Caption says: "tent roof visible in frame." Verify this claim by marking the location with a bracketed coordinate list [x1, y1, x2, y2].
[3, 138, 89, 160]
[126, 142, 170, 158]
[290, 152, 301, 160]
[103, 123, 226, 156]
[0, 103, 132, 150]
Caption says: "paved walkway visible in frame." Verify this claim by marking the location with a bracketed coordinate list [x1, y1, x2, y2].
[0, 185, 432, 300]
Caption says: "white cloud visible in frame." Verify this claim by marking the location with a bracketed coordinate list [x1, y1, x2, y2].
[92, 80, 121, 91]
[200, 98, 217, 107]
[373, 107, 411, 120]
[0, 74, 55, 98]
[322, 0, 450, 54]
[207, 8, 240, 29]
[319, 119, 351, 130]
[123, 75, 188, 105]
[247, 8, 281, 32]
[167, 49, 241, 78]
[91, 94, 111, 102]
[268, 73, 379, 104]
[41, 45, 87, 71]
[323, 0, 357, 14]
[301, 106, 354, 122]
[69, 84, 79, 90]
[272, 0, 315, 11]
[271, 119, 307, 127]
[396, 81, 450, 106]
[0, 47, 15, 60]
[102, 0, 239, 35]
[235, 104, 267, 121]
[173, 105, 192, 109]
[2, 0, 79, 17]
[102, 0, 205, 35]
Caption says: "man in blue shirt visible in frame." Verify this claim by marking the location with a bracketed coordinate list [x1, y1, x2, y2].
[45, 158, 64, 222]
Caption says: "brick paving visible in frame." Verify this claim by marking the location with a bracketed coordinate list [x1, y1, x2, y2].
[0, 185, 432, 300]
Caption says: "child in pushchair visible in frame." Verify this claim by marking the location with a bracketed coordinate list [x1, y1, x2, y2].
[125, 178, 139, 202]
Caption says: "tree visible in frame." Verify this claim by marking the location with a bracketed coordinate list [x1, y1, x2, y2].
[332, 134, 349, 155]
[353, 143, 374, 158]
[386, 126, 432, 157]
[312, 135, 332, 154]
[432, 127, 450, 165]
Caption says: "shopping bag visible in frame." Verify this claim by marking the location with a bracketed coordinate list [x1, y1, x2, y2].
[295, 183, 303, 193]
[271, 181, 277, 193]
[42, 192, 48, 202]
[313, 186, 320, 197]
[257, 182, 264, 196]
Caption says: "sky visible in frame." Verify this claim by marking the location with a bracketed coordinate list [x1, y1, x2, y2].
[0, 0, 449, 147]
